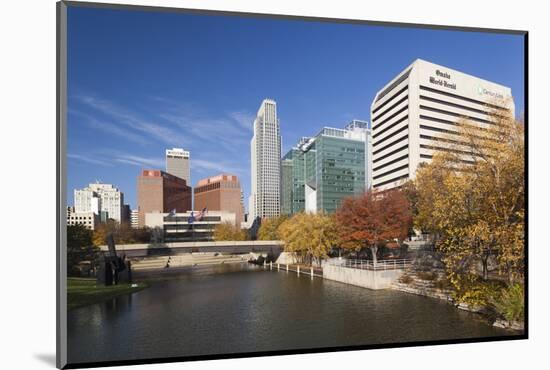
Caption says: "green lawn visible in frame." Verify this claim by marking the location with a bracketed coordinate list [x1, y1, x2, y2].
[67, 277, 148, 310]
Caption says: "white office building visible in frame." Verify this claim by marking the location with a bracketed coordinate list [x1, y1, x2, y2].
[166, 148, 191, 184]
[74, 183, 124, 223]
[249, 99, 282, 220]
[145, 210, 236, 242]
[130, 209, 139, 229]
[67, 207, 100, 230]
[370, 59, 515, 190]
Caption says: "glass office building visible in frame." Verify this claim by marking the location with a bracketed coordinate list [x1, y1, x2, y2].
[282, 121, 371, 214]
[281, 157, 294, 215]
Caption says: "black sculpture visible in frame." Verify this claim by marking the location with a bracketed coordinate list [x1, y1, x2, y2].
[96, 233, 132, 286]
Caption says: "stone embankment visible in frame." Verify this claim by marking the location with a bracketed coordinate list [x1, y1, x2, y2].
[391, 269, 490, 313]
[493, 319, 524, 331]
[391, 269, 454, 302]
[391, 267, 524, 331]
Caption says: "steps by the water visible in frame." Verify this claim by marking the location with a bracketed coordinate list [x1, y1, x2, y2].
[130, 253, 248, 271]
[131, 256, 169, 271]
[391, 268, 454, 302]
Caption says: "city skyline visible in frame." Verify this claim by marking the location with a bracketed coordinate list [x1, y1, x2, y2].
[66, 7, 524, 210]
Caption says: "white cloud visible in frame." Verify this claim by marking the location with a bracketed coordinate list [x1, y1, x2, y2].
[67, 153, 113, 167]
[69, 109, 150, 146]
[159, 113, 249, 153]
[75, 95, 189, 147]
[71, 93, 254, 179]
[229, 111, 255, 131]
[113, 154, 164, 168]
[193, 158, 246, 176]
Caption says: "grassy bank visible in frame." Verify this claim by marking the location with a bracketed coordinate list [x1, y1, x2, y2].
[67, 277, 148, 310]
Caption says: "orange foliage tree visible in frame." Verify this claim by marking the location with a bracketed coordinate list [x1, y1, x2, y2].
[335, 189, 412, 264]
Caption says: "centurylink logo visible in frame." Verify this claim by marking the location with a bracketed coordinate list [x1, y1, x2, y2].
[478, 86, 504, 99]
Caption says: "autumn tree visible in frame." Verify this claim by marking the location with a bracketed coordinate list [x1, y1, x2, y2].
[401, 180, 420, 236]
[213, 222, 248, 241]
[92, 220, 151, 247]
[257, 215, 289, 240]
[335, 189, 412, 265]
[414, 104, 524, 286]
[278, 212, 340, 266]
[67, 224, 98, 276]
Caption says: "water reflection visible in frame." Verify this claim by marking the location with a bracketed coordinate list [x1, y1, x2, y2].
[68, 263, 517, 364]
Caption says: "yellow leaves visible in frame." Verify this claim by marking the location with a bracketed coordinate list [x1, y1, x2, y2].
[278, 212, 340, 261]
[415, 114, 525, 283]
[257, 215, 288, 240]
[213, 222, 247, 241]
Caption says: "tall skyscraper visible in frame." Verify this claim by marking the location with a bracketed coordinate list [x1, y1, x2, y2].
[194, 174, 244, 226]
[370, 59, 514, 191]
[137, 170, 192, 227]
[166, 148, 191, 183]
[282, 121, 371, 214]
[249, 99, 282, 220]
[74, 183, 124, 223]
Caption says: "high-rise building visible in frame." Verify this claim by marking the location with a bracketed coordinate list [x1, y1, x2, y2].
[345, 119, 373, 190]
[281, 158, 294, 215]
[74, 183, 124, 223]
[370, 59, 514, 190]
[137, 170, 192, 227]
[130, 209, 139, 229]
[166, 148, 191, 183]
[282, 121, 371, 214]
[194, 174, 244, 226]
[122, 204, 131, 224]
[240, 190, 245, 222]
[249, 99, 282, 220]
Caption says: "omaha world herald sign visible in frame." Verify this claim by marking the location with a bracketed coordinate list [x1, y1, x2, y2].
[429, 69, 457, 90]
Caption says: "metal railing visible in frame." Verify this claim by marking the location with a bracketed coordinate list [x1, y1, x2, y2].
[328, 258, 413, 271]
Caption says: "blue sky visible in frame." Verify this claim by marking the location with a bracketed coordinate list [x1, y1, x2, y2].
[67, 6, 525, 210]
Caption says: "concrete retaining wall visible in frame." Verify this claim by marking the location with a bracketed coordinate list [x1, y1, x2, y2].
[99, 240, 284, 257]
[323, 264, 404, 290]
[275, 252, 298, 265]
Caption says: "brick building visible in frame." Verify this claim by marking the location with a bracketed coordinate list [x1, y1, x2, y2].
[137, 170, 192, 227]
[194, 174, 244, 226]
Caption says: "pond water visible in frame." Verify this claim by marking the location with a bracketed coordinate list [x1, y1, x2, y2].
[68, 263, 515, 364]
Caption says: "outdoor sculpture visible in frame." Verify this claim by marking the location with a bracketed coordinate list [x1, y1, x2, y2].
[96, 233, 132, 286]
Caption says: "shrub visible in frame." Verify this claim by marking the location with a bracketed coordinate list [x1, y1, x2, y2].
[398, 274, 413, 284]
[416, 271, 437, 281]
[433, 277, 451, 290]
[491, 284, 524, 322]
[451, 277, 504, 307]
